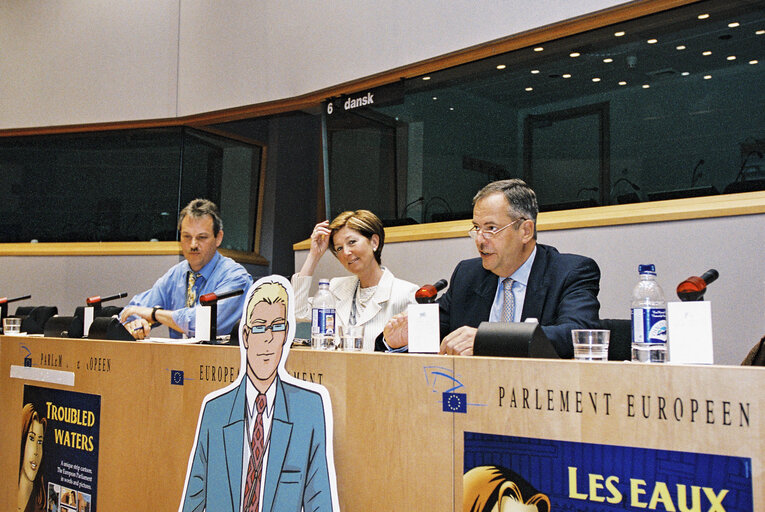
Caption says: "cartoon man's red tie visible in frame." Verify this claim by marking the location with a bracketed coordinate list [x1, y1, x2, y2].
[244, 393, 267, 512]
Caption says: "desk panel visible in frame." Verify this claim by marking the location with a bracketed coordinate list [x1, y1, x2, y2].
[2, 336, 763, 511]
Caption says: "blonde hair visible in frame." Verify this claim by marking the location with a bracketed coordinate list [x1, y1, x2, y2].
[246, 281, 289, 324]
[463, 465, 550, 512]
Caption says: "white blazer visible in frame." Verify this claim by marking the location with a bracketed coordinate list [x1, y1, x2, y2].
[291, 267, 418, 351]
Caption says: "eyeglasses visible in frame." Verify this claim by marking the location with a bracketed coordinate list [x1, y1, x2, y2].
[468, 218, 525, 240]
[245, 322, 287, 335]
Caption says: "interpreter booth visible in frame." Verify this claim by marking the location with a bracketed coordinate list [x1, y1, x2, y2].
[1, 334, 763, 511]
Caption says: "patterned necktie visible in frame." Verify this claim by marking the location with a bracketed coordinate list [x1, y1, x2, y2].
[185, 271, 201, 308]
[244, 393, 267, 512]
[501, 277, 515, 323]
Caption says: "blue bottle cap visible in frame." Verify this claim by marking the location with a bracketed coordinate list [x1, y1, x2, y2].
[638, 264, 656, 274]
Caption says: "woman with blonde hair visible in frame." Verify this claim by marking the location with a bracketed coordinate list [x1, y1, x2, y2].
[293, 210, 418, 351]
[463, 465, 550, 512]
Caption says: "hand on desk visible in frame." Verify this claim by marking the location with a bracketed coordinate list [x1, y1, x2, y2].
[119, 306, 153, 340]
[382, 312, 409, 349]
[439, 326, 477, 356]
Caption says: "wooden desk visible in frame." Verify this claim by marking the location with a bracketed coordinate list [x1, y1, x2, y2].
[2, 336, 763, 510]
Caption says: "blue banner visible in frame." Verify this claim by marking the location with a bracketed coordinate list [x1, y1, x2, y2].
[464, 432, 753, 511]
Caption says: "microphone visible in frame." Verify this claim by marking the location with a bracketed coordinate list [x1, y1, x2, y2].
[415, 279, 447, 304]
[86, 292, 128, 306]
[0, 294, 32, 305]
[200, 288, 245, 305]
[676, 269, 719, 301]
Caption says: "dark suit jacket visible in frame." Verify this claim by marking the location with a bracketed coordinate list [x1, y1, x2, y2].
[438, 243, 601, 358]
[181, 376, 333, 512]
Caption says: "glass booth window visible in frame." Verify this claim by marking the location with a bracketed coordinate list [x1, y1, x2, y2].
[0, 127, 263, 252]
[325, 0, 765, 224]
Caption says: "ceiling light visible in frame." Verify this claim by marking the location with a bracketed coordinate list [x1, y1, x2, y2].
[698, 13, 710, 20]
[603, 58, 613, 63]
[570, 52, 581, 58]
[757, 30, 765, 35]
[449, 107, 454, 111]
[562, 74, 572, 79]
[681, 71, 690, 76]
[534, 47, 544, 52]
[618, 81, 627, 86]
[704, 75, 712, 80]
[647, 39, 658, 44]
[531, 69, 540, 74]
[496, 64, 507, 70]
[614, 31, 625, 37]
[642, 84, 650, 89]
[750, 60, 759, 65]
[422, 76, 431, 81]
[676, 45, 686, 50]
[432, 96, 438, 101]
[592, 77, 601, 82]
[525, 87, 533, 92]
[727, 55, 736, 61]
[728, 22, 740, 28]
[703, 50, 712, 56]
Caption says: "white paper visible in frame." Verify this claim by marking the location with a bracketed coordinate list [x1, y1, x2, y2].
[83, 306, 95, 336]
[667, 301, 714, 364]
[195, 305, 212, 342]
[407, 303, 440, 353]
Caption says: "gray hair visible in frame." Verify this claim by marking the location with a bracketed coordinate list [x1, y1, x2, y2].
[473, 179, 538, 238]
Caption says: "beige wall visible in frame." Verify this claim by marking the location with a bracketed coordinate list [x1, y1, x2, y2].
[1, 0, 628, 129]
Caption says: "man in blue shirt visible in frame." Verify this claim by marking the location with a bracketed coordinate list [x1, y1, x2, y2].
[120, 199, 253, 340]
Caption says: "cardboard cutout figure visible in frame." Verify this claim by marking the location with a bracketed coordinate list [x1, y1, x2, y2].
[180, 275, 339, 512]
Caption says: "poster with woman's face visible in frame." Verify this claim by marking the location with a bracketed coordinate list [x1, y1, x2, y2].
[19, 386, 101, 512]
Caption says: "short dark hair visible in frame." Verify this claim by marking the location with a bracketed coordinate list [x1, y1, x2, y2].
[473, 179, 538, 238]
[328, 210, 385, 264]
[178, 199, 223, 236]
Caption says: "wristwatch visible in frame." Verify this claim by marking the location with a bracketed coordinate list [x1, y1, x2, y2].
[151, 305, 163, 323]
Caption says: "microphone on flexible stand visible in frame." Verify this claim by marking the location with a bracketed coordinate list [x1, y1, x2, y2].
[199, 288, 245, 305]
[676, 269, 719, 301]
[199, 289, 245, 343]
[86, 292, 128, 311]
[415, 279, 448, 304]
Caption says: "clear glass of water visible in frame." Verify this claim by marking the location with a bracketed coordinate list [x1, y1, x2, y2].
[339, 324, 365, 351]
[571, 329, 610, 361]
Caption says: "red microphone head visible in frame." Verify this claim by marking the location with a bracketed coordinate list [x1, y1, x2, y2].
[199, 292, 218, 305]
[676, 269, 719, 301]
[86, 295, 102, 305]
[415, 285, 437, 304]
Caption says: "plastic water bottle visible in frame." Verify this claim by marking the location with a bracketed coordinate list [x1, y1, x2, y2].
[311, 279, 337, 350]
[631, 264, 668, 363]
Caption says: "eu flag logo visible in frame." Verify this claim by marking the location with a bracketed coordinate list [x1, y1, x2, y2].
[171, 370, 184, 386]
[443, 392, 467, 413]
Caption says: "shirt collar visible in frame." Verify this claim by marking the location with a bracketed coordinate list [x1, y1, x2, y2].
[185, 250, 221, 280]
[246, 375, 276, 420]
[501, 245, 537, 287]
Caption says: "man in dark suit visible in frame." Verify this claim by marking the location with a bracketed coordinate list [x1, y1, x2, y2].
[384, 179, 600, 358]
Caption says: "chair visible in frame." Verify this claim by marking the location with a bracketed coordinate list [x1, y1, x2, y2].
[600, 318, 632, 361]
[16, 306, 58, 335]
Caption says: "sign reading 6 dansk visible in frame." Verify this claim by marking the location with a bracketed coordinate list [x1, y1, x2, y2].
[324, 81, 405, 116]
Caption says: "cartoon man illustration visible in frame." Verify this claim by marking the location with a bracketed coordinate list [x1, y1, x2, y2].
[180, 275, 338, 512]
